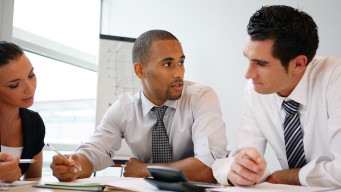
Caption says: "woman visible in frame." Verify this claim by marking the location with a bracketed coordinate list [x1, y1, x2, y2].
[0, 41, 45, 183]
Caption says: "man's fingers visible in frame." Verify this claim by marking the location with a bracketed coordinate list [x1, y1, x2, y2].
[54, 173, 76, 182]
[51, 154, 80, 182]
[234, 153, 260, 173]
[230, 161, 261, 184]
[257, 157, 266, 171]
[52, 165, 79, 182]
[232, 148, 266, 184]
[52, 155, 73, 166]
[238, 148, 266, 173]
[242, 147, 262, 163]
[68, 154, 78, 165]
[228, 169, 257, 186]
[53, 165, 73, 174]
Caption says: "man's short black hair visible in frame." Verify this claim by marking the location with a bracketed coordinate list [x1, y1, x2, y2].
[132, 30, 178, 64]
[247, 5, 319, 69]
[0, 41, 24, 67]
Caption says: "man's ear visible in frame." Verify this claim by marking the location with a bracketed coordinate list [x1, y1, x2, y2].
[134, 62, 145, 79]
[289, 55, 307, 75]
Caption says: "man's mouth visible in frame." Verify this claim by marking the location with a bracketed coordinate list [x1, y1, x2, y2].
[252, 80, 262, 86]
[170, 81, 183, 91]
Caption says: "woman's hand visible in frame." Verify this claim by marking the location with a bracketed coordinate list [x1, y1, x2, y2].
[0, 153, 22, 183]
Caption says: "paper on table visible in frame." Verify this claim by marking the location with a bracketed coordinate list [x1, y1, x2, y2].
[33, 176, 159, 192]
[33, 176, 124, 191]
[34, 176, 223, 192]
[0, 180, 38, 191]
[206, 182, 339, 192]
[103, 178, 160, 192]
[57, 176, 127, 184]
[34, 183, 103, 191]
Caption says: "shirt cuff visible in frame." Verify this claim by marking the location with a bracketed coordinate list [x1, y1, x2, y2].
[77, 146, 115, 172]
[212, 157, 270, 185]
[260, 169, 270, 183]
[194, 136, 216, 168]
[298, 156, 333, 187]
[212, 158, 233, 185]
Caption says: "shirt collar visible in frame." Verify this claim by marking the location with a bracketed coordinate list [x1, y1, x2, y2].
[275, 65, 310, 110]
[140, 89, 178, 116]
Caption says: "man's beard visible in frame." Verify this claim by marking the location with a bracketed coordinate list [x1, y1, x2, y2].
[165, 87, 182, 100]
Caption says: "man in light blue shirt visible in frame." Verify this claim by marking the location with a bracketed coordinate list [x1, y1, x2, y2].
[51, 30, 228, 182]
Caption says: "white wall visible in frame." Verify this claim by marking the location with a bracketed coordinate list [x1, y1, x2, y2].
[101, 0, 341, 172]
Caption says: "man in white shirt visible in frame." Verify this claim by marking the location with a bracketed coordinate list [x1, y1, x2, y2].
[51, 30, 228, 182]
[213, 5, 341, 187]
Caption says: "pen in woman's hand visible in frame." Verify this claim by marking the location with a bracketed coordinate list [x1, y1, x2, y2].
[19, 159, 36, 163]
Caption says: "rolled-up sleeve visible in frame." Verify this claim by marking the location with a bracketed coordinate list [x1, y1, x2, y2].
[191, 87, 228, 168]
[213, 81, 269, 184]
[76, 101, 123, 172]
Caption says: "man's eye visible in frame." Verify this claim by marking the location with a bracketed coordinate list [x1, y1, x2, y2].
[257, 62, 266, 67]
[179, 61, 184, 66]
[29, 73, 36, 79]
[164, 62, 170, 67]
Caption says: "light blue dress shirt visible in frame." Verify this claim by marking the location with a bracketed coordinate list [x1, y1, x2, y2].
[77, 80, 228, 172]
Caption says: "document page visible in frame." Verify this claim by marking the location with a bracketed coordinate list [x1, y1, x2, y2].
[207, 182, 340, 192]
[0, 180, 38, 191]
[34, 176, 160, 191]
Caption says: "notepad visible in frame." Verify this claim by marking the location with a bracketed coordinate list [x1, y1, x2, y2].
[33, 176, 149, 192]
[34, 182, 103, 191]
[34, 182, 147, 191]
[33, 176, 175, 191]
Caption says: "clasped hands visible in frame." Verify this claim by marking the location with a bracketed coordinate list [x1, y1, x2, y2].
[227, 147, 266, 186]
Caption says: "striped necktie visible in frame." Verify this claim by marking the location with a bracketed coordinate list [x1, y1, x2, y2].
[282, 100, 307, 169]
[152, 105, 172, 163]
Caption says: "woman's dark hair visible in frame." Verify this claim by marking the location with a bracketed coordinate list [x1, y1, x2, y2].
[0, 41, 24, 67]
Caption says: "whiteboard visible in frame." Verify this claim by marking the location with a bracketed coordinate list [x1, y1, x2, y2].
[95, 35, 140, 159]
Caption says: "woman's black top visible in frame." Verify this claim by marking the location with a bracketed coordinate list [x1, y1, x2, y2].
[0, 108, 45, 175]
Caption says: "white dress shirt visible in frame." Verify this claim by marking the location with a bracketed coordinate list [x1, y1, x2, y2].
[77, 80, 228, 172]
[213, 56, 341, 187]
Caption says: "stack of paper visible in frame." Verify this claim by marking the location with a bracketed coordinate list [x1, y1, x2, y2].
[34, 183, 103, 191]
[33, 176, 159, 191]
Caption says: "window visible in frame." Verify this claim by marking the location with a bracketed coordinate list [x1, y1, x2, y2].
[27, 52, 97, 143]
[12, 0, 100, 176]
[13, 0, 100, 56]
[26, 51, 97, 176]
